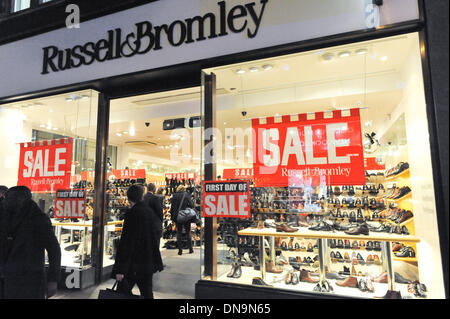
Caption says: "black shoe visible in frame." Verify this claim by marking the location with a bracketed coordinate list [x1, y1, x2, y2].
[394, 272, 412, 284]
[252, 277, 271, 286]
[189, 248, 194, 254]
[178, 250, 183, 255]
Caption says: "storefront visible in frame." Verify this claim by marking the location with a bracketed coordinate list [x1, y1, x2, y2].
[0, 0, 447, 298]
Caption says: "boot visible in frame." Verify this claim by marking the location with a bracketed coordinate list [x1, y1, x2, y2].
[178, 249, 183, 255]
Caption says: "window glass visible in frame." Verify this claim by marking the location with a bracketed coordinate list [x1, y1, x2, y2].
[0, 90, 99, 274]
[11, 0, 30, 12]
[201, 32, 445, 299]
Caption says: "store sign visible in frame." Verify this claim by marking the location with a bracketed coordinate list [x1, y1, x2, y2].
[55, 189, 86, 219]
[17, 139, 73, 193]
[112, 169, 146, 179]
[364, 157, 385, 170]
[41, 0, 268, 74]
[251, 109, 365, 187]
[0, 0, 418, 98]
[223, 168, 254, 179]
[203, 180, 250, 218]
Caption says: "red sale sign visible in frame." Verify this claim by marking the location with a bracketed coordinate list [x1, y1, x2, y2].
[55, 189, 86, 219]
[364, 157, 385, 170]
[165, 172, 196, 180]
[252, 109, 365, 187]
[17, 139, 73, 193]
[223, 168, 254, 179]
[203, 181, 250, 218]
[112, 169, 146, 179]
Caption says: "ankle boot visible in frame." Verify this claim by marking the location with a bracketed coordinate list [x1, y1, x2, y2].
[178, 249, 183, 255]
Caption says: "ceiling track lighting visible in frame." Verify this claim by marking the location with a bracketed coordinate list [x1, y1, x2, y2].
[235, 64, 273, 74]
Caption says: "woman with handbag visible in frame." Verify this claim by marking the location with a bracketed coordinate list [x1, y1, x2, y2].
[170, 185, 195, 255]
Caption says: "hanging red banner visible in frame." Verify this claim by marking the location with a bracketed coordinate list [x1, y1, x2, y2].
[222, 168, 254, 179]
[252, 109, 365, 187]
[165, 172, 196, 180]
[17, 138, 73, 193]
[203, 180, 250, 218]
[112, 169, 146, 179]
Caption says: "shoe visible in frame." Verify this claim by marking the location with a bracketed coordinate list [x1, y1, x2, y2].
[344, 252, 351, 263]
[344, 223, 369, 235]
[252, 277, 272, 286]
[356, 253, 365, 265]
[329, 239, 337, 249]
[394, 186, 411, 200]
[307, 242, 313, 252]
[349, 211, 356, 223]
[366, 241, 373, 251]
[337, 239, 344, 249]
[366, 254, 373, 265]
[336, 276, 358, 288]
[373, 254, 381, 265]
[325, 271, 346, 281]
[344, 240, 351, 249]
[227, 263, 238, 277]
[335, 251, 344, 262]
[359, 240, 365, 248]
[395, 246, 415, 258]
[291, 272, 299, 285]
[371, 272, 388, 283]
[266, 262, 284, 273]
[178, 249, 183, 255]
[288, 238, 294, 251]
[395, 272, 412, 284]
[358, 279, 368, 292]
[365, 279, 375, 292]
[189, 248, 194, 254]
[308, 221, 333, 231]
[401, 226, 410, 235]
[285, 272, 293, 285]
[373, 241, 382, 251]
[397, 210, 413, 224]
[300, 269, 319, 283]
[276, 223, 298, 233]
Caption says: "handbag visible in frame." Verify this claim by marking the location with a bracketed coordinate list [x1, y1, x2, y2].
[98, 280, 140, 299]
[176, 193, 197, 224]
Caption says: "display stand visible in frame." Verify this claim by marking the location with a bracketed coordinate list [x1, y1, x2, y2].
[238, 227, 419, 298]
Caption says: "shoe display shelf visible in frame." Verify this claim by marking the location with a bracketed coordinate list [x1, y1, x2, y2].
[381, 170, 417, 264]
[384, 168, 410, 181]
[238, 227, 419, 298]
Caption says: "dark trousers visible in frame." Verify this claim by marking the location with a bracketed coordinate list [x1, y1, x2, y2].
[176, 222, 192, 250]
[118, 274, 154, 299]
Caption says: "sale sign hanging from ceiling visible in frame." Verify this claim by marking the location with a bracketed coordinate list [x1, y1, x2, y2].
[251, 109, 365, 187]
[55, 189, 86, 219]
[17, 138, 73, 193]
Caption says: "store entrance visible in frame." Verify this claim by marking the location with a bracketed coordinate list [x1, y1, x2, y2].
[103, 87, 203, 298]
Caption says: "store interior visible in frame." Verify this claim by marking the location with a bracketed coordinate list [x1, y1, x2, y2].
[0, 32, 445, 298]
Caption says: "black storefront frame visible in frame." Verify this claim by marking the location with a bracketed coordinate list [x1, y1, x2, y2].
[0, 0, 447, 298]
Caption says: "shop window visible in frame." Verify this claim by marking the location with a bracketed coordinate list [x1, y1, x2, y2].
[200, 32, 445, 299]
[104, 88, 203, 269]
[8, 0, 54, 13]
[0, 90, 99, 281]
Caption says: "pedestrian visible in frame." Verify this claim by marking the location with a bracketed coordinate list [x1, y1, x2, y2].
[112, 184, 163, 299]
[0, 186, 61, 299]
[170, 184, 195, 255]
[0, 186, 7, 201]
[143, 183, 163, 248]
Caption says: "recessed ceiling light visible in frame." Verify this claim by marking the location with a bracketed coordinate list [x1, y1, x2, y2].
[262, 64, 273, 71]
[81, 95, 90, 100]
[236, 69, 246, 75]
[65, 98, 73, 102]
[380, 56, 388, 61]
[249, 67, 259, 73]
[53, 128, 58, 131]
[322, 53, 334, 61]
[338, 51, 351, 58]
[49, 108, 53, 112]
[116, 133, 122, 137]
[123, 131, 128, 134]
[356, 48, 368, 55]
[40, 124, 45, 128]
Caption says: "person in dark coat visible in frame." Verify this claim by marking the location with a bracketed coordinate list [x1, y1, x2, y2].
[143, 183, 163, 248]
[169, 185, 195, 255]
[0, 186, 61, 299]
[112, 185, 163, 299]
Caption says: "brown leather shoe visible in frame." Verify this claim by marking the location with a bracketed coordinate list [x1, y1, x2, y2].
[366, 254, 373, 264]
[276, 223, 298, 233]
[266, 262, 283, 273]
[300, 269, 319, 283]
[373, 254, 381, 265]
[371, 272, 387, 283]
[336, 276, 358, 288]
[392, 243, 403, 252]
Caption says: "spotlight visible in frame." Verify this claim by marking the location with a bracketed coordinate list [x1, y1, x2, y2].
[236, 69, 246, 75]
[338, 51, 351, 58]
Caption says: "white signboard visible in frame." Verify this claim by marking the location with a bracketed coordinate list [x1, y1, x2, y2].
[0, 0, 418, 98]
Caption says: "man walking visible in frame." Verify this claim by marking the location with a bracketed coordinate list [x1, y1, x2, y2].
[0, 186, 61, 299]
[143, 183, 163, 248]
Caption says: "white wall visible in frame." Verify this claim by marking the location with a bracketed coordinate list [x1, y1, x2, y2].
[0, 107, 32, 187]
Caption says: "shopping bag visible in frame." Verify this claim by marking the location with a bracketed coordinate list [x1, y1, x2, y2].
[98, 281, 140, 299]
